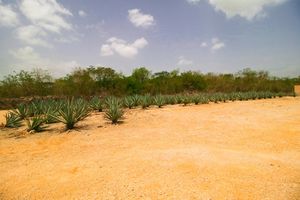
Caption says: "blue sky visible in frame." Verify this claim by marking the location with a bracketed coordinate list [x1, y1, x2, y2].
[0, 0, 299, 77]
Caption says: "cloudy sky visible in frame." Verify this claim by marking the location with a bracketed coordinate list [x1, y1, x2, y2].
[0, 0, 299, 77]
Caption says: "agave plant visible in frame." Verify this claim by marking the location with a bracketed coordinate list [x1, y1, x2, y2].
[12, 103, 30, 119]
[105, 97, 124, 124]
[123, 96, 135, 109]
[165, 95, 176, 105]
[140, 95, 152, 109]
[200, 96, 210, 104]
[182, 95, 192, 106]
[90, 96, 103, 112]
[192, 95, 201, 105]
[154, 95, 165, 108]
[51, 99, 90, 130]
[131, 95, 140, 107]
[175, 95, 183, 104]
[4, 112, 23, 128]
[26, 116, 47, 133]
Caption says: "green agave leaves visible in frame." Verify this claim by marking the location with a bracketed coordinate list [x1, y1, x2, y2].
[4, 112, 23, 128]
[105, 97, 124, 124]
[90, 97, 104, 112]
[51, 99, 90, 130]
[12, 103, 30, 119]
[123, 96, 135, 109]
[154, 95, 165, 108]
[26, 116, 47, 133]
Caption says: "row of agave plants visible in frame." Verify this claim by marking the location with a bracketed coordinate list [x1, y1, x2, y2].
[2, 91, 287, 133]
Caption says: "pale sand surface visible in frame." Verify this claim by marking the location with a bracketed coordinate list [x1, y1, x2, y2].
[0, 97, 299, 199]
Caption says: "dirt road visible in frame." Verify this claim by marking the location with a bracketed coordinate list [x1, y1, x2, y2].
[0, 97, 299, 199]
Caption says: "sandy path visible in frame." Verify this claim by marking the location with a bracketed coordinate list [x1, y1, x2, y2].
[0, 97, 299, 199]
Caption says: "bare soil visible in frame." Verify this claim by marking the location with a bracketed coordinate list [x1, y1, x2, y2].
[0, 97, 300, 200]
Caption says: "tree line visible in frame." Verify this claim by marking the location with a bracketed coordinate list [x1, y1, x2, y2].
[0, 66, 299, 98]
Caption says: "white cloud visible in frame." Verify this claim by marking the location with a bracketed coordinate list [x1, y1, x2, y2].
[0, 2, 19, 27]
[201, 42, 208, 47]
[211, 37, 225, 52]
[9, 46, 80, 77]
[128, 9, 155, 28]
[19, 0, 73, 33]
[9, 46, 45, 66]
[177, 56, 193, 66]
[16, 25, 51, 47]
[100, 37, 148, 58]
[187, 0, 288, 20]
[78, 10, 86, 17]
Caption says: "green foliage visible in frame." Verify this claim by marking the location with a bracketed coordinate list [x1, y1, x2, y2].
[165, 95, 176, 105]
[131, 95, 141, 107]
[154, 95, 165, 108]
[12, 103, 30, 119]
[0, 67, 298, 98]
[104, 97, 124, 124]
[192, 95, 201, 105]
[90, 97, 103, 112]
[123, 96, 135, 109]
[52, 99, 90, 130]
[26, 116, 47, 133]
[140, 94, 152, 109]
[182, 95, 192, 106]
[4, 112, 23, 128]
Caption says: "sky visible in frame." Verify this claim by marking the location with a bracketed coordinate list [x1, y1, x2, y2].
[0, 0, 300, 78]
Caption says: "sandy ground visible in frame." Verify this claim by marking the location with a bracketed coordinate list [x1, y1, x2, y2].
[0, 97, 300, 200]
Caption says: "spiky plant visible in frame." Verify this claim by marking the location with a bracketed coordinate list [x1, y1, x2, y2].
[154, 95, 165, 108]
[131, 95, 140, 107]
[104, 97, 124, 124]
[166, 95, 176, 105]
[123, 96, 135, 109]
[182, 95, 192, 106]
[4, 112, 23, 128]
[51, 99, 90, 130]
[192, 95, 201, 105]
[90, 97, 103, 112]
[140, 95, 152, 109]
[200, 96, 209, 104]
[26, 116, 47, 133]
[44, 108, 59, 124]
[175, 95, 183, 104]
[12, 103, 30, 119]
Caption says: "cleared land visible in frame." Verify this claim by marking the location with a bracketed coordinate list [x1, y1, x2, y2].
[0, 97, 300, 199]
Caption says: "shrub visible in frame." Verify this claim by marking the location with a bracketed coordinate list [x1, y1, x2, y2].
[105, 97, 124, 124]
[4, 112, 23, 128]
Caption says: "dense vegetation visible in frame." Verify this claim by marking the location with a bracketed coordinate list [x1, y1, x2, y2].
[0, 67, 299, 98]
